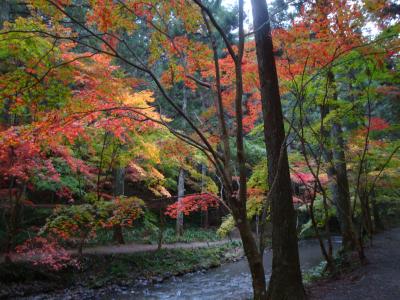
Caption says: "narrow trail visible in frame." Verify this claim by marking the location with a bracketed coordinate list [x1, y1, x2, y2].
[73, 239, 239, 255]
[1, 239, 240, 262]
[309, 228, 400, 300]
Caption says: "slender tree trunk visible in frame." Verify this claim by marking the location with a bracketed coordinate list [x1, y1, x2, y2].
[236, 1, 268, 296]
[331, 121, 356, 251]
[0, 1, 10, 29]
[251, 0, 305, 298]
[176, 86, 187, 236]
[112, 225, 124, 244]
[157, 208, 165, 250]
[113, 166, 125, 244]
[202, 6, 267, 298]
[78, 231, 88, 257]
[176, 168, 185, 236]
[360, 189, 373, 240]
[0, 2, 11, 126]
[97, 132, 109, 201]
[200, 163, 209, 228]
[322, 70, 356, 252]
[230, 201, 267, 300]
[308, 193, 335, 272]
[114, 166, 125, 196]
[320, 100, 356, 252]
[5, 182, 25, 262]
[371, 189, 384, 231]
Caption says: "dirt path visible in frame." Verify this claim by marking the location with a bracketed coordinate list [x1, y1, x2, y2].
[309, 228, 400, 300]
[0, 239, 239, 262]
[72, 239, 238, 255]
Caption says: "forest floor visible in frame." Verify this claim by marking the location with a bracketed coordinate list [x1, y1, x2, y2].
[309, 227, 400, 300]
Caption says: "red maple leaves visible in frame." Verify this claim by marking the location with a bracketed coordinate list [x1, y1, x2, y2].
[165, 193, 220, 218]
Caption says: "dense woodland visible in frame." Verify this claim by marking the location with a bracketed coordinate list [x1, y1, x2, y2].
[0, 0, 399, 299]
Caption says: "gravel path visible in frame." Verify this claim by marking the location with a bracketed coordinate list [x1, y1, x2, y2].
[309, 228, 400, 300]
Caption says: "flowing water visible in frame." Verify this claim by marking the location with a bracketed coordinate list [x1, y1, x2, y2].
[106, 237, 341, 300]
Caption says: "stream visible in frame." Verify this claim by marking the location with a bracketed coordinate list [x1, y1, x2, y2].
[105, 237, 341, 300]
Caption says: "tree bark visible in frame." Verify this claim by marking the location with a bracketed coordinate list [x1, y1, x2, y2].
[251, 0, 305, 298]
[331, 121, 356, 251]
[157, 209, 165, 250]
[371, 189, 384, 231]
[176, 168, 185, 236]
[176, 85, 187, 236]
[234, 1, 268, 297]
[0, 1, 10, 29]
[0, 1, 11, 123]
[233, 205, 267, 300]
[201, 11, 267, 298]
[113, 167, 125, 244]
[320, 99, 356, 252]
[201, 163, 209, 228]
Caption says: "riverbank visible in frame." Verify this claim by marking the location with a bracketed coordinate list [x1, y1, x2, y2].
[0, 241, 243, 299]
[308, 228, 400, 299]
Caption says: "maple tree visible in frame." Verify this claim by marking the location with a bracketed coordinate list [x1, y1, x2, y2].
[165, 193, 219, 219]
[0, 15, 173, 258]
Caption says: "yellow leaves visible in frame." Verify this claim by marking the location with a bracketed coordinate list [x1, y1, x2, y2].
[149, 166, 164, 180]
[120, 89, 169, 124]
[150, 186, 171, 197]
[121, 90, 155, 107]
[126, 161, 170, 197]
[139, 141, 161, 164]
[364, 0, 387, 11]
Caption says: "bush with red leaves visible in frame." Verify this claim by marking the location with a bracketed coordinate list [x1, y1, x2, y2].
[15, 237, 79, 271]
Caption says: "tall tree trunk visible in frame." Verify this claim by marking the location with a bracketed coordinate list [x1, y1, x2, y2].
[232, 204, 267, 300]
[331, 120, 356, 251]
[200, 163, 209, 228]
[359, 189, 373, 240]
[5, 181, 25, 262]
[371, 189, 384, 231]
[320, 101, 356, 252]
[176, 168, 185, 236]
[113, 167, 125, 244]
[176, 85, 187, 236]
[309, 0, 356, 253]
[251, 0, 305, 298]
[236, 1, 268, 296]
[0, 1, 10, 29]
[157, 208, 165, 250]
[0, 1, 11, 124]
[202, 6, 267, 298]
